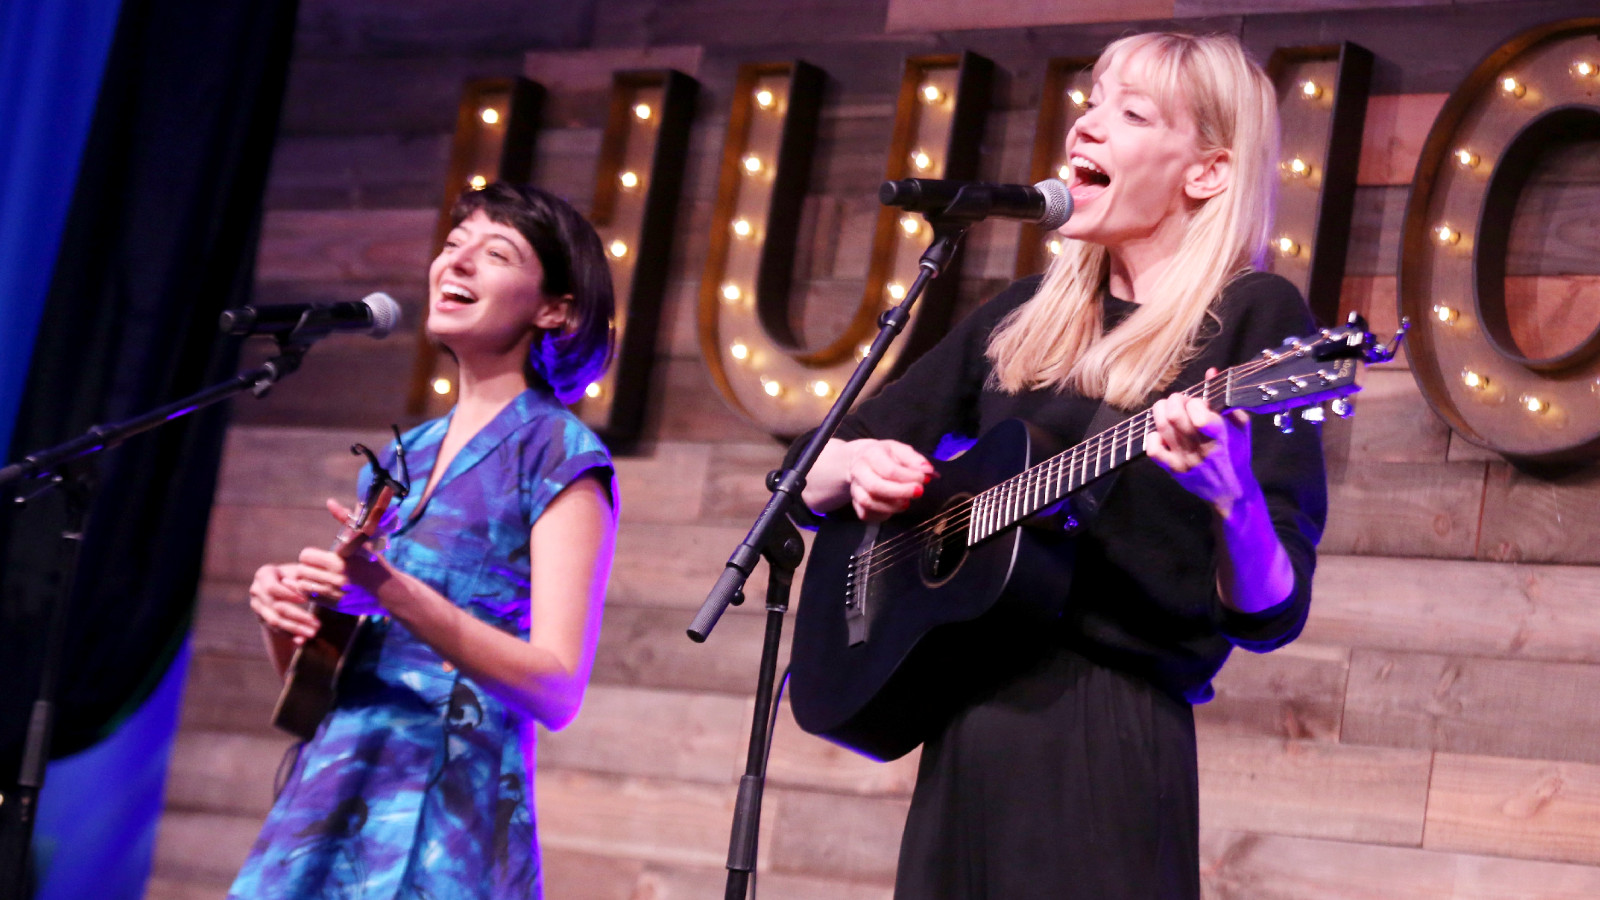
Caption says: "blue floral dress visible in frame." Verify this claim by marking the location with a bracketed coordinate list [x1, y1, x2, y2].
[229, 388, 613, 899]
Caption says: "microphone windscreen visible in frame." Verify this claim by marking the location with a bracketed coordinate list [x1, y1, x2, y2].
[360, 292, 402, 338]
[1033, 179, 1074, 230]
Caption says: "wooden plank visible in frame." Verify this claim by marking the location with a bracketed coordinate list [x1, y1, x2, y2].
[1195, 642, 1348, 742]
[1306, 554, 1600, 665]
[620, 861, 894, 900]
[190, 579, 266, 661]
[591, 603, 781, 695]
[1319, 367, 1450, 467]
[265, 132, 454, 210]
[1426, 753, 1600, 866]
[213, 425, 392, 508]
[1202, 828, 1458, 899]
[1502, 276, 1600, 360]
[1356, 93, 1448, 187]
[766, 787, 909, 883]
[279, 55, 532, 136]
[145, 875, 235, 900]
[610, 520, 773, 609]
[291, 1, 596, 58]
[533, 769, 751, 869]
[541, 848, 646, 900]
[1320, 460, 1486, 559]
[886, 0, 1173, 31]
[1197, 733, 1432, 845]
[1201, 828, 1600, 899]
[768, 701, 921, 796]
[537, 684, 748, 784]
[203, 505, 335, 582]
[1344, 185, 1407, 277]
[151, 809, 263, 885]
[256, 208, 435, 283]
[176, 652, 283, 737]
[164, 730, 296, 818]
[600, 0, 891, 47]
[1343, 651, 1600, 766]
[700, 441, 790, 522]
[229, 336, 423, 429]
[639, 354, 776, 445]
[1507, 186, 1600, 277]
[1479, 463, 1600, 565]
[614, 442, 711, 523]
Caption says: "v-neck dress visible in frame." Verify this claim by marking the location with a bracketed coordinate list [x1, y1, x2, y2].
[229, 388, 613, 900]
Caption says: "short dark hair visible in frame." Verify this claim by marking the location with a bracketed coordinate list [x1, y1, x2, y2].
[449, 182, 615, 402]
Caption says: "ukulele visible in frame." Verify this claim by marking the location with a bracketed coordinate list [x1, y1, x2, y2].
[270, 437, 409, 740]
[789, 315, 1406, 761]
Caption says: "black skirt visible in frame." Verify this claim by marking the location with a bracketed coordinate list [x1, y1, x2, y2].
[893, 645, 1199, 900]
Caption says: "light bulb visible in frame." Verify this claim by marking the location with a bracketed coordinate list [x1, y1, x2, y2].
[619, 171, 640, 189]
[1435, 225, 1461, 245]
[633, 103, 653, 120]
[431, 377, 453, 396]
[1501, 76, 1525, 98]
[729, 341, 749, 361]
[732, 218, 753, 238]
[469, 174, 487, 190]
[608, 240, 628, 259]
[755, 88, 776, 108]
[900, 215, 921, 236]
[1433, 304, 1459, 325]
[584, 383, 602, 399]
[721, 283, 742, 302]
[1301, 80, 1323, 100]
[1276, 236, 1301, 256]
[480, 108, 501, 125]
[920, 84, 944, 104]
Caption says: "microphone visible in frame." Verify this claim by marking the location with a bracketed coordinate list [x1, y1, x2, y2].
[219, 292, 402, 339]
[879, 178, 1073, 229]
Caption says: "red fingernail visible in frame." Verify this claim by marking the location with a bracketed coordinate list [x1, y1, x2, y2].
[913, 484, 924, 498]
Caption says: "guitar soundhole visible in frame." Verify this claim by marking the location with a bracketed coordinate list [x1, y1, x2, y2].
[919, 504, 969, 587]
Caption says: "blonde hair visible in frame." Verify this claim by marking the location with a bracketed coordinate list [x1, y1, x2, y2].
[986, 32, 1280, 408]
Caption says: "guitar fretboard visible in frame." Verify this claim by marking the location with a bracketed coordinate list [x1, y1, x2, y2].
[966, 400, 1172, 544]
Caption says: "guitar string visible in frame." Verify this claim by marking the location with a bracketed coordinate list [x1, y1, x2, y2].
[855, 345, 1316, 572]
[849, 348, 1308, 576]
[850, 359, 1260, 575]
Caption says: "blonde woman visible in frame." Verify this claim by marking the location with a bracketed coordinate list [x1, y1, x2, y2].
[802, 32, 1325, 898]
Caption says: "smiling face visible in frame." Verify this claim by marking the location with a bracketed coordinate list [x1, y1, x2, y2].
[426, 209, 570, 364]
[1060, 51, 1222, 259]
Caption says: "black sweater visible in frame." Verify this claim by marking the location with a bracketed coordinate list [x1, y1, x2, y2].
[825, 271, 1328, 703]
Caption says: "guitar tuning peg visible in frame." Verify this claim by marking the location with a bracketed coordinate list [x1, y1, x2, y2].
[1299, 406, 1326, 424]
[1331, 397, 1354, 419]
[1273, 412, 1295, 434]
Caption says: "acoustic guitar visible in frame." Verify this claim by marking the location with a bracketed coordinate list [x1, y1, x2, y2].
[788, 315, 1405, 761]
[270, 439, 409, 740]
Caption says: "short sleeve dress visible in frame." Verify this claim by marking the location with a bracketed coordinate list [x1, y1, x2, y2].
[814, 271, 1327, 899]
[228, 388, 613, 900]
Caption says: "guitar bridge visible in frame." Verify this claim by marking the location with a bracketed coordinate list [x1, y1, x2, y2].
[843, 523, 879, 646]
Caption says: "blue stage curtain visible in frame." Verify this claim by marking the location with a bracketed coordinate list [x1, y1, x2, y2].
[0, 0, 123, 459]
[1, 0, 300, 895]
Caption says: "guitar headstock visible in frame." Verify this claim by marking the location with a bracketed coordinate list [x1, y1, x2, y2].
[1221, 314, 1409, 419]
[332, 439, 411, 558]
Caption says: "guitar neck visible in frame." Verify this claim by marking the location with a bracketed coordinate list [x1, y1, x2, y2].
[965, 364, 1251, 544]
[966, 401, 1164, 544]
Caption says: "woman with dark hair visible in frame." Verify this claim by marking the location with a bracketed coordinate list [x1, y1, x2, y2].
[800, 32, 1326, 897]
[231, 182, 617, 898]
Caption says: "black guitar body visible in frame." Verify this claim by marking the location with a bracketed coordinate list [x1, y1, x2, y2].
[790, 419, 1075, 761]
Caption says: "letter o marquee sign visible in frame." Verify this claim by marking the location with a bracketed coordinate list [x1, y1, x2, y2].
[1401, 19, 1600, 461]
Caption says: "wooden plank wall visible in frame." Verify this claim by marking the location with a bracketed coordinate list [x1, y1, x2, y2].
[148, 0, 1600, 897]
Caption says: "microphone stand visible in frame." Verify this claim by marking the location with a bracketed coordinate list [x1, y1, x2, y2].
[0, 331, 319, 898]
[688, 207, 979, 900]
